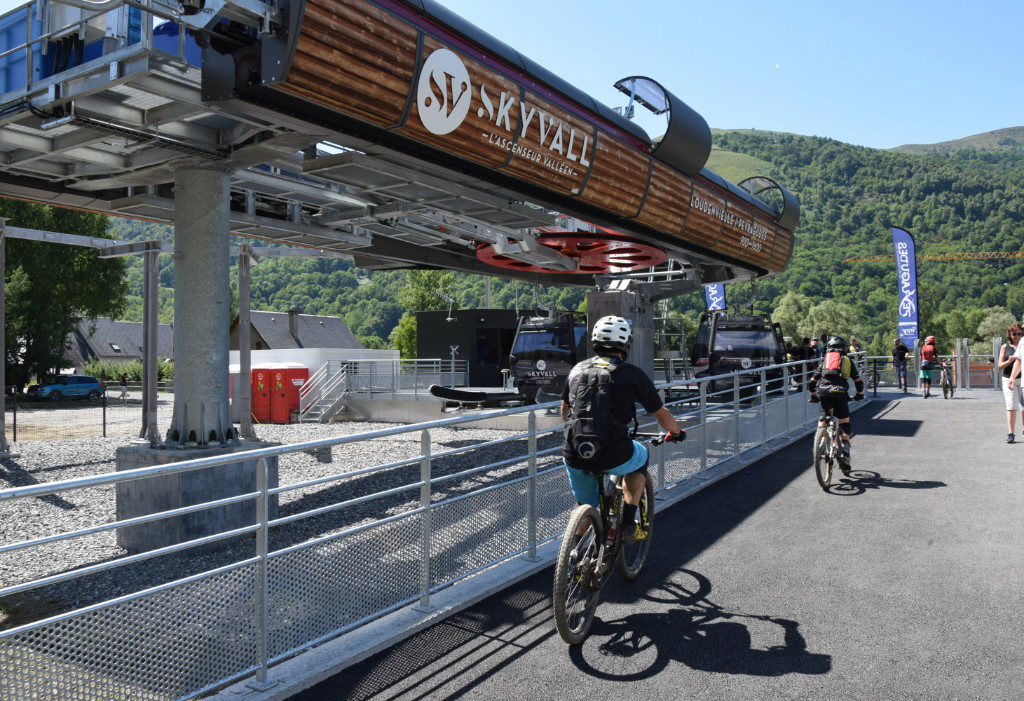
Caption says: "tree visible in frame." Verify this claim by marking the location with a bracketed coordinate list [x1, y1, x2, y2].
[397, 270, 458, 313]
[773, 291, 813, 340]
[796, 299, 861, 341]
[388, 314, 417, 358]
[2, 200, 128, 385]
[976, 306, 1016, 342]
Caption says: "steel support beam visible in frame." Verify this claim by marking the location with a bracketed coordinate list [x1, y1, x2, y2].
[0, 222, 9, 455]
[238, 245, 257, 441]
[168, 164, 234, 446]
[141, 250, 160, 444]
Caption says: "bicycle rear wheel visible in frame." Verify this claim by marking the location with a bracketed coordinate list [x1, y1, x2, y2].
[813, 425, 833, 490]
[553, 505, 603, 644]
[617, 479, 655, 580]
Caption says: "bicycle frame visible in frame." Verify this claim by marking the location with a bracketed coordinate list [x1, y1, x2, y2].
[593, 475, 626, 576]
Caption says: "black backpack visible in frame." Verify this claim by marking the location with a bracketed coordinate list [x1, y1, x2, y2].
[566, 359, 633, 465]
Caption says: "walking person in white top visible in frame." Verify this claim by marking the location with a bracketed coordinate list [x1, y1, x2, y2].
[1001, 323, 1024, 442]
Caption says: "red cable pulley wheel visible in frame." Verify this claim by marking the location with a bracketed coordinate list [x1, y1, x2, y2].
[476, 232, 667, 274]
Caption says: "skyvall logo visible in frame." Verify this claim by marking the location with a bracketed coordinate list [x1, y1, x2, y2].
[417, 48, 472, 135]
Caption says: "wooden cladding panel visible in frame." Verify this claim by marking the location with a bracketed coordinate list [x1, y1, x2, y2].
[635, 160, 688, 233]
[501, 91, 592, 196]
[576, 132, 647, 217]
[713, 201, 774, 269]
[279, 0, 417, 127]
[681, 181, 725, 248]
[273, 0, 795, 274]
[396, 36, 519, 167]
[768, 227, 793, 269]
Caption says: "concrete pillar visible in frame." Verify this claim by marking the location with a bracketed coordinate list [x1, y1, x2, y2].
[168, 164, 234, 445]
[116, 166, 278, 555]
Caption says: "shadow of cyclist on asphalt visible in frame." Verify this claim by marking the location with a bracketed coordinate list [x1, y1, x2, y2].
[827, 470, 947, 496]
[569, 569, 831, 680]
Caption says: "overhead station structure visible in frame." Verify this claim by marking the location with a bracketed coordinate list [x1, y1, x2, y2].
[0, 0, 797, 286]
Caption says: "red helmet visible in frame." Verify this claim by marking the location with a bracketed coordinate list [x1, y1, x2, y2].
[925, 336, 936, 345]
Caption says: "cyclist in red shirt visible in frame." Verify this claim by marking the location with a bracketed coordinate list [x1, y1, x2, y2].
[920, 336, 938, 398]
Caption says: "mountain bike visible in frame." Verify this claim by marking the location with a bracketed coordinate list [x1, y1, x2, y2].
[553, 435, 668, 645]
[940, 364, 954, 399]
[812, 406, 849, 490]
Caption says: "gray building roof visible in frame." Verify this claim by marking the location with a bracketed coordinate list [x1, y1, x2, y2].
[66, 317, 174, 367]
[232, 310, 363, 350]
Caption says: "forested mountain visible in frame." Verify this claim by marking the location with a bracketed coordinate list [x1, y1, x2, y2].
[109, 127, 1024, 355]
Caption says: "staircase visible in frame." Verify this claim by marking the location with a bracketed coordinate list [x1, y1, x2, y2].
[299, 361, 350, 423]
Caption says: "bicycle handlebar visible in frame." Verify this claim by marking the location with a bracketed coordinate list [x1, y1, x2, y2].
[635, 431, 686, 446]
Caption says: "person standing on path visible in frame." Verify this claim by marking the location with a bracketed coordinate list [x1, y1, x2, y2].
[119, 373, 129, 404]
[919, 336, 938, 398]
[997, 324, 1023, 443]
[892, 338, 909, 392]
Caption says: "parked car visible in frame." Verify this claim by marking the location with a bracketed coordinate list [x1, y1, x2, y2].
[26, 375, 105, 401]
[690, 311, 785, 396]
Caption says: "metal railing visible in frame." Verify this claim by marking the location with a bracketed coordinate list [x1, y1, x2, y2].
[861, 353, 998, 396]
[300, 359, 471, 421]
[0, 0, 185, 96]
[653, 356, 693, 383]
[0, 359, 841, 699]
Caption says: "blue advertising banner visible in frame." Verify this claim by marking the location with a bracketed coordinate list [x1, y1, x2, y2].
[705, 283, 726, 311]
[892, 227, 919, 348]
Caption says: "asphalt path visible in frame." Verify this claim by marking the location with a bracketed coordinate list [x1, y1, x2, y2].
[296, 391, 1022, 700]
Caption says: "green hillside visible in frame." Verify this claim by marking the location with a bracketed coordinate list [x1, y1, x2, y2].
[106, 127, 1024, 355]
[893, 126, 1024, 155]
[705, 147, 776, 183]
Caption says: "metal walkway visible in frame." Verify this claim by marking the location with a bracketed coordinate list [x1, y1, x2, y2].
[285, 390, 1022, 700]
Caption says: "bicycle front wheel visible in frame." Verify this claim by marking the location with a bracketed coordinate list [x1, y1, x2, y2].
[813, 426, 833, 490]
[942, 374, 952, 399]
[553, 505, 603, 645]
[617, 478, 655, 580]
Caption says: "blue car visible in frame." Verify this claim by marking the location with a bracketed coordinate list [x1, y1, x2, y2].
[27, 375, 105, 401]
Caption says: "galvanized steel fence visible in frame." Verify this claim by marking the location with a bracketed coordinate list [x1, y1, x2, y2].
[2, 360, 840, 699]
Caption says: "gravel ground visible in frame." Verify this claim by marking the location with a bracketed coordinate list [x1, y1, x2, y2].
[0, 419, 564, 625]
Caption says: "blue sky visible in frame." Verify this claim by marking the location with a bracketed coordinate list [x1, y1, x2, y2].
[432, 0, 1023, 149]
[0, 0, 1019, 148]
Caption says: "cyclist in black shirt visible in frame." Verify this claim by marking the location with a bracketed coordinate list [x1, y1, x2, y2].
[561, 316, 684, 542]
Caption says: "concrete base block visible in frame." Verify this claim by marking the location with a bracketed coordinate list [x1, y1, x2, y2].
[115, 442, 278, 554]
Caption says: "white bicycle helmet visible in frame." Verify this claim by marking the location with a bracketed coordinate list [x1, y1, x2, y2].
[591, 315, 632, 356]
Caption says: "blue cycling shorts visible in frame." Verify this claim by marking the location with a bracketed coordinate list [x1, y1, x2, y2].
[564, 440, 649, 507]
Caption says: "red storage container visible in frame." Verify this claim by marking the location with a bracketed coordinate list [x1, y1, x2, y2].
[250, 369, 273, 423]
[251, 389, 271, 423]
[252, 365, 309, 424]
